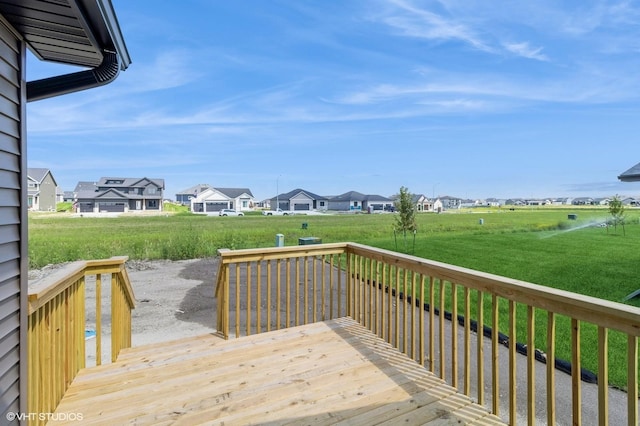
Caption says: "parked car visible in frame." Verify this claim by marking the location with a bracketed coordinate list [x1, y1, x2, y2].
[262, 208, 294, 216]
[219, 209, 244, 216]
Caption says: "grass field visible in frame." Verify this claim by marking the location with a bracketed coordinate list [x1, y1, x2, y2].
[28, 207, 640, 389]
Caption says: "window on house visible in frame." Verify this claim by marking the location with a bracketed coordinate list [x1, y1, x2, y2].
[319, 201, 325, 207]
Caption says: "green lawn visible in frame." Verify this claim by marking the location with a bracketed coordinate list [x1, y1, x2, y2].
[28, 207, 640, 389]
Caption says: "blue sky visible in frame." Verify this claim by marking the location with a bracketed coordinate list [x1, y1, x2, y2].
[26, 0, 640, 201]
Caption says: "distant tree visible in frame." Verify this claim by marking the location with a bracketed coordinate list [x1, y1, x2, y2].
[393, 186, 417, 253]
[608, 194, 626, 236]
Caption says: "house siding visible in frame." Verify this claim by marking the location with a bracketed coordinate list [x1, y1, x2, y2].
[38, 173, 57, 211]
[0, 16, 25, 423]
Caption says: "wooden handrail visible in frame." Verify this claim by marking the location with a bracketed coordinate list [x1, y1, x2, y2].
[215, 242, 640, 425]
[346, 242, 640, 336]
[27, 256, 135, 425]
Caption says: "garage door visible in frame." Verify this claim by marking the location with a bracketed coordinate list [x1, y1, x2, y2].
[79, 202, 94, 213]
[98, 202, 125, 212]
[294, 203, 310, 211]
[206, 202, 228, 212]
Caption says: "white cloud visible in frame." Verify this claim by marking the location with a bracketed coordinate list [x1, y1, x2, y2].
[503, 42, 549, 61]
[379, 0, 494, 52]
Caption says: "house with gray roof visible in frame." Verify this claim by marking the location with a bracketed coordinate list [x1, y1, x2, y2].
[269, 188, 329, 212]
[413, 194, 432, 212]
[176, 184, 211, 205]
[190, 187, 255, 213]
[328, 191, 394, 212]
[74, 177, 164, 213]
[27, 168, 58, 211]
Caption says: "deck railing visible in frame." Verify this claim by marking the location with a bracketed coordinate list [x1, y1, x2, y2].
[27, 256, 135, 423]
[215, 242, 640, 426]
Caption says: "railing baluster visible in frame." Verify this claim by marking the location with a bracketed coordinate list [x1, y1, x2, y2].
[547, 312, 556, 425]
[527, 306, 535, 426]
[426, 275, 433, 372]
[509, 300, 517, 425]
[598, 326, 608, 426]
[451, 282, 458, 388]
[627, 335, 637, 426]
[439, 279, 445, 380]
[246, 262, 252, 336]
[95, 274, 102, 366]
[403, 269, 408, 355]
[321, 255, 326, 321]
[464, 287, 471, 395]
[295, 257, 300, 326]
[312, 256, 317, 323]
[369, 258, 374, 332]
[235, 263, 241, 337]
[276, 259, 291, 330]
[256, 261, 261, 333]
[374, 260, 380, 336]
[492, 294, 500, 415]
[477, 290, 485, 406]
[395, 266, 401, 350]
[286, 258, 291, 328]
[387, 264, 392, 344]
[572, 318, 582, 425]
[411, 272, 417, 361]
[330, 255, 335, 319]
[266, 260, 272, 332]
[276, 259, 282, 329]
[420, 274, 426, 367]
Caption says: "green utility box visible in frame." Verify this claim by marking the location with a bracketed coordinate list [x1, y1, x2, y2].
[298, 237, 322, 245]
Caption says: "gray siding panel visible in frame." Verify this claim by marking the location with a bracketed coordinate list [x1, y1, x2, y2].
[0, 17, 22, 424]
[0, 276, 18, 307]
[0, 295, 20, 341]
[0, 225, 18, 245]
[0, 131, 19, 155]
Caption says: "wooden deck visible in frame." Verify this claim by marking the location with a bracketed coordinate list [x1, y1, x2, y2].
[50, 317, 505, 425]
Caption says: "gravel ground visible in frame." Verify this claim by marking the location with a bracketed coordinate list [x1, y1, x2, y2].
[121, 257, 220, 346]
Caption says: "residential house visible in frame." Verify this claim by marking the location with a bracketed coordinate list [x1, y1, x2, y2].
[484, 198, 502, 207]
[434, 196, 462, 211]
[74, 177, 164, 213]
[328, 191, 394, 212]
[191, 187, 255, 213]
[56, 187, 65, 203]
[413, 194, 432, 212]
[176, 184, 211, 205]
[0, 1, 130, 419]
[27, 168, 58, 211]
[571, 197, 595, 205]
[270, 188, 329, 211]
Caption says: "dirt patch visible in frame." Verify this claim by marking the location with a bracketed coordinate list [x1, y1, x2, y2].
[29, 257, 221, 350]
[125, 258, 220, 346]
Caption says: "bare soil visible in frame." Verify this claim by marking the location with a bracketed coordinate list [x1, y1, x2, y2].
[124, 258, 220, 346]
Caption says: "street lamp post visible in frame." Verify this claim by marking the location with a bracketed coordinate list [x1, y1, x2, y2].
[276, 175, 280, 210]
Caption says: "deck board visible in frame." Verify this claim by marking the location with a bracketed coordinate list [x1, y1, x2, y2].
[50, 317, 505, 425]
